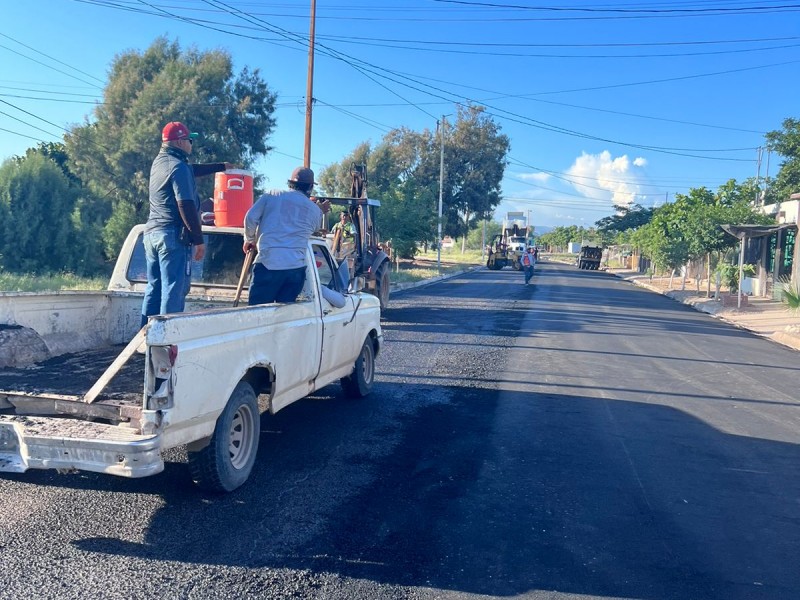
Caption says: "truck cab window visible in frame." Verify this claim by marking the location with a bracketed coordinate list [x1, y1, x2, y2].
[126, 232, 247, 286]
[312, 244, 337, 289]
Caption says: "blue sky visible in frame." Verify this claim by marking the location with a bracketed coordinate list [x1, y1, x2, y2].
[1, 0, 799, 230]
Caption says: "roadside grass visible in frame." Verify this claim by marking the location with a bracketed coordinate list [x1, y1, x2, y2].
[391, 264, 470, 284]
[0, 250, 485, 291]
[0, 271, 107, 292]
[415, 248, 485, 265]
[390, 249, 483, 284]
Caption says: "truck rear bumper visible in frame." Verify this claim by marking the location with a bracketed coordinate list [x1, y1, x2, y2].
[0, 416, 163, 478]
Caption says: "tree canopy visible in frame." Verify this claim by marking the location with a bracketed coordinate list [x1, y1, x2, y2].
[0, 151, 103, 274]
[318, 105, 509, 257]
[765, 118, 800, 204]
[632, 180, 772, 272]
[64, 37, 277, 257]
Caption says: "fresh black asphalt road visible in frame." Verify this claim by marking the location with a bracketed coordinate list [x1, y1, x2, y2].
[1, 259, 799, 600]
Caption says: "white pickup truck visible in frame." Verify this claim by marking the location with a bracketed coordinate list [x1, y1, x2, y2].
[0, 224, 382, 492]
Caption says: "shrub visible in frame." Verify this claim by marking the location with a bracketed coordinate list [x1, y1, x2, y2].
[716, 263, 755, 291]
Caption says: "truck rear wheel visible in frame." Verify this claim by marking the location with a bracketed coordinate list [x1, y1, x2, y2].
[341, 338, 375, 398]
[188, 381, 260, 492]
[375, 262, 390, 311]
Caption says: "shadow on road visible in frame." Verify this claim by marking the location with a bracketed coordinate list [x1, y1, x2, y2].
[67, 383, 800, 600]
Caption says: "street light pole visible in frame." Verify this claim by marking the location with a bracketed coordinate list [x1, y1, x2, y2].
[437, 115, 445, 274]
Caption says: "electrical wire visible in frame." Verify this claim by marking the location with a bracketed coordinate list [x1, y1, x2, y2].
[68, 0, 780, 159]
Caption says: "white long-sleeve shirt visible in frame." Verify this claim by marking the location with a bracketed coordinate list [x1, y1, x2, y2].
[244, 189, 323, 270]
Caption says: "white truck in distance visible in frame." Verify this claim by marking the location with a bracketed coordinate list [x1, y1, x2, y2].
[503, 212, 529, 255]
[0, 224, 382, 492]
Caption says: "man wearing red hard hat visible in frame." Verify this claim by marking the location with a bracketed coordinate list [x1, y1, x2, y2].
[141, 121, 235, 326]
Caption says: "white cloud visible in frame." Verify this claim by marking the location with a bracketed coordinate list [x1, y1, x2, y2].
[566, 150, 647, 208]
[518, 171, 551, 183]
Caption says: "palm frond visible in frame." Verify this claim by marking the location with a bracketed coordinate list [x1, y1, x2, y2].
[779, 276, 800, 312]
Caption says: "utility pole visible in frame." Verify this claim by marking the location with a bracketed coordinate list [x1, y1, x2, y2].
[526, 209, 531, 246]
[481, 219, 486, 263]
[754, 146, 763, 205]
[437, 115, 446, 274]
[303, 0, 317, 168]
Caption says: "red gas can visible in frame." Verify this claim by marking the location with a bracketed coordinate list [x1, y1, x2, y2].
[213, 170, 254, 227]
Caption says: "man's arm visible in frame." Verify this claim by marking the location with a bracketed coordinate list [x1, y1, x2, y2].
[172, 164, 204, 246]
[192, 162, 236, 178]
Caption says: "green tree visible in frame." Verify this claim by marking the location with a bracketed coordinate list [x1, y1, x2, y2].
[0, 154, 88, 273]
[633, 180, 771, 279]
[465, 219, 501, 250]
[633, 202, 691, 276]
[319, 106, 509, 254]
[765, 117, 800, 203]
[318, 130, 439, 255]
[377, 179, 436, 258]
[317, 142, 372, 197]
[65, 37, 277, 258]
[443, 106, 510, 250]
[596, 203, 655, 246]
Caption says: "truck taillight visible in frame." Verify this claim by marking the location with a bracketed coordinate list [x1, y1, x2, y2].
[168, 345, 178, 366]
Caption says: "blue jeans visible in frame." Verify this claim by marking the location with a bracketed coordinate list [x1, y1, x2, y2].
[141, 229, 191, 324]
[524, 265, 534, 284]
[249, 264, 305, 305]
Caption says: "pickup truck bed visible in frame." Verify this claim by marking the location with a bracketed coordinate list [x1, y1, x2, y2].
[0, 344, 143, 401]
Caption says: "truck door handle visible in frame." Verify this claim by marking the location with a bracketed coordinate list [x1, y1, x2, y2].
[323, 308, 332, 315]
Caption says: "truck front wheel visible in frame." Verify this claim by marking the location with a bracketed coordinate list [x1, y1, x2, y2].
[188, 381, 260, 492]
[341, 338, 375, 398]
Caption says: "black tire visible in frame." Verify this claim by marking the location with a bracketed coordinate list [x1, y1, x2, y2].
[341, 338, 375, 398]
[375, 262, 390, 311]
[512, 260, 521, 271]
[188, 381, 260, 492]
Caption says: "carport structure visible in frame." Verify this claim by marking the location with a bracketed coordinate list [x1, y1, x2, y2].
[721, 223, 798, 308]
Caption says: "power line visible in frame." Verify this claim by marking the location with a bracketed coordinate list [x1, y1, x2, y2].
[0, 126, 50, 143]
[0, 34, 104, 88]
[74, 0, 781, 157]
[431, 0, 800, 19]
[0, 109, 62, 139]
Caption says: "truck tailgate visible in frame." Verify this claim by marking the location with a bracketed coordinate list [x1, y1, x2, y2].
[0, 415, 162, 478]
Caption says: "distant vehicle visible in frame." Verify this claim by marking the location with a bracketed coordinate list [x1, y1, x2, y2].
[576, 244, 603, 270]
[487, 212, 531, 270]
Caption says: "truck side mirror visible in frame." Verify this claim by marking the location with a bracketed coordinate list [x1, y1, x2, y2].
[335, 259, 350, 291]
[349, 276, 366, 294]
